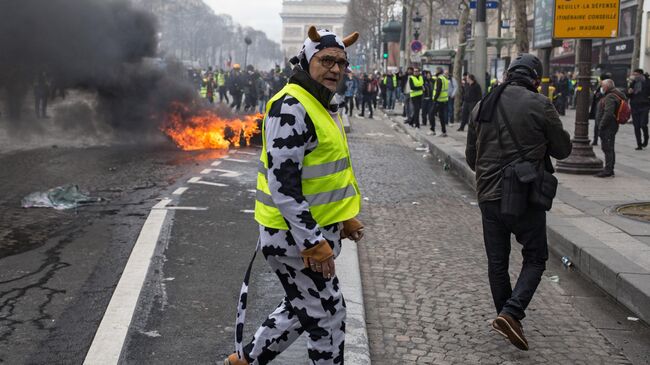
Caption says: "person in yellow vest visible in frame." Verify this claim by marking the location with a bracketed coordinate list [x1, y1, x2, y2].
[382, 71, 398, 110]
[428, 67, 449, 137]
[537, 84, 556, 100]
[216, 69, 229, 104]
[487, 78, 499, 94]
[224, 26, 363, 365]
[408, 67, 424, 128]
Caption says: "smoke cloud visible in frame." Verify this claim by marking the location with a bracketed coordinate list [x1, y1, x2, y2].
[0, 0, 197, 139]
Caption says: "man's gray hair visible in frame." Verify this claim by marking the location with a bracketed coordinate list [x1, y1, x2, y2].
[602, 79, 615, 90]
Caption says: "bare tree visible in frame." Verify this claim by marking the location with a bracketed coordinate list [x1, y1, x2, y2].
[513, 0, 529, 53]
[632, 0, 645, 70]
[453, 0, 470, 124]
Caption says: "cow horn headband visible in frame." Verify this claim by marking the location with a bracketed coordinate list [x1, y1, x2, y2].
[290, 26, 359, 72]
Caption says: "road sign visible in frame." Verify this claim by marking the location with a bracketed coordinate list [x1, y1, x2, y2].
[440, 19, 459, 26]
[410, 40, 423, 53]
[553, 0, 619, 39]
[469, 1, 499, 9]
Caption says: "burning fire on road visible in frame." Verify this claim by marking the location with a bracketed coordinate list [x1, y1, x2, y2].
[161, 103, 261, 151]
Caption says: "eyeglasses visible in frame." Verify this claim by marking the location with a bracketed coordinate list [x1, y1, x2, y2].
[313, 55, 349, 70]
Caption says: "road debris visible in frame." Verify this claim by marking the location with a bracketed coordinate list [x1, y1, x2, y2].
[627, 317, 640, 322]
[21, 184, 103, 210]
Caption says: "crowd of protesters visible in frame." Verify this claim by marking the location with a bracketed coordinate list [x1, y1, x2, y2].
[193, 64, 291, 114]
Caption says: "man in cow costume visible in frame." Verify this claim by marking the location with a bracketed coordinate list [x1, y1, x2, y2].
[224, 26, 364, 365]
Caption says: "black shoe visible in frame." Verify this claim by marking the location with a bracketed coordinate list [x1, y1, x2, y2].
[457, 128, 464, 132]
[595, 171, 615, 178]
[591, 142, 598, 146]
[635, 146, 643, 150]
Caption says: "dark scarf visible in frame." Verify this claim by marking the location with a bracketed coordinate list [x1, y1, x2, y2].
[475, 72, 538, 123]
[287, 69, 338, 113]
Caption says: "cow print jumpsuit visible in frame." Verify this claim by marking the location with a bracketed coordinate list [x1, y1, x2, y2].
[241, 92, 346, 365]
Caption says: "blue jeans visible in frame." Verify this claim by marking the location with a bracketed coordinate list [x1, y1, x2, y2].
[386, 89, 396, 109]
[447, 97, 455, 124]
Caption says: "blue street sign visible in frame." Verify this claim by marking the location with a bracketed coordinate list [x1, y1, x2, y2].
[469, 1, 499, 9]
[440, 19, 460, 26]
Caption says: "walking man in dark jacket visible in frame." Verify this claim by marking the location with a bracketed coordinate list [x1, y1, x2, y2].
[596, 79, 627, 177]
[627, 69, 650, 150]
[465, 54, 572, 351]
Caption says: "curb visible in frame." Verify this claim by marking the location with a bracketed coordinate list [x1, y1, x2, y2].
[339, 239, 371, 365]
[389, 116, 650, 325]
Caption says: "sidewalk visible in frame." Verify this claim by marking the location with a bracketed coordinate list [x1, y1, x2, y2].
[387, 107, 650, 324]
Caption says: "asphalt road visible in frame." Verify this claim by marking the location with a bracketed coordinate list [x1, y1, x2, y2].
[0, 142, 233, 364]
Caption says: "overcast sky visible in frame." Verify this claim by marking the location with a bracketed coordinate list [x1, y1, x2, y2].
[206, 0, 284, 41]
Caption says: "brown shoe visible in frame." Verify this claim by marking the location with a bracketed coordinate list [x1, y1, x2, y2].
[494, 313, 529, 351]
[491, 319, 507, 338]
[224, 353, 249, 365]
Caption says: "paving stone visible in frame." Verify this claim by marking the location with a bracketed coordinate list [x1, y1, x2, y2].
[349, 112, 632, 364]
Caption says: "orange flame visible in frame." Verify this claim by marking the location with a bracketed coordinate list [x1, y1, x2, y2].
[162, 103, 261, 151]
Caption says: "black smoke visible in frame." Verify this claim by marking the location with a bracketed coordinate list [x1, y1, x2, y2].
[0, 0, 196, 137]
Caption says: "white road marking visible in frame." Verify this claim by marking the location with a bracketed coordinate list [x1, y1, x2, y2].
[188, 177, 228, 187]
[172, 187, 188, 196]
[247, 189, 256, 193]
[198, 168, 242, 178]
[224, 158, 250, 163]
[211, 169, 242, 178]
[153, 198, 171, 209]
[220, 155, 230, 159]
[160, 206, 208, 211]
[240, 209, 255, 213]
[211, 160, 222, 167]
[232, 150, 256, 156]
[84, 206, 169, 364]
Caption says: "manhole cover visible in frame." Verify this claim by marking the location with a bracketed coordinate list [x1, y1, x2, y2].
[616, 202, 650, 223]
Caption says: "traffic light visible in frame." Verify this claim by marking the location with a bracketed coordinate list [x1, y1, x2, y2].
[382, 42, 388, 59]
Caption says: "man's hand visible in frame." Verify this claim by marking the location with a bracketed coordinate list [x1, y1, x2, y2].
[341, 218, 365, 242]
[301, 240, 335, 280]
[303, 256, 336, 279]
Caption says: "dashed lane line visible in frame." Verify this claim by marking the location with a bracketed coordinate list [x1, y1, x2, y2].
[231, 150, 257, 156]
[223, 158, 250, 163]
[158, 206, 208, 211]
[188, 177, 228, 187]
[172, 187, 188, 196]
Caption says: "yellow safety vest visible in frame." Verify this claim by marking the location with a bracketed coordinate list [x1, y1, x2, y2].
[200, 78, 208, 97]
[255, 83, 361, 230]
[433, 75, 449, 102]
[216, 73, 226, 87]
[383, 75, 397, 88]
[409, 75, 424, 97]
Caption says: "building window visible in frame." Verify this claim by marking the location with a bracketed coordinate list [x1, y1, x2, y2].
[620, 6, 636, 38]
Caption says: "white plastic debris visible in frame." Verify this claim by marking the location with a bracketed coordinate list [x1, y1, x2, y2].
[470, 202, 478, 206]
[363, 197, 370, 201]
[412, 202, 420, 205]
[627, 316, 640, 322]
[431, 182, 437, 185]
[547, 275, 560, 282]
[22, 184, 103, 210]
[415, 147, 428, 151]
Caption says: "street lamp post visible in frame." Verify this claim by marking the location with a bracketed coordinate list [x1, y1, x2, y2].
[244, 36, 252, 67]
[413, 10, 423, 41]
[556, 39, 603, 174]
